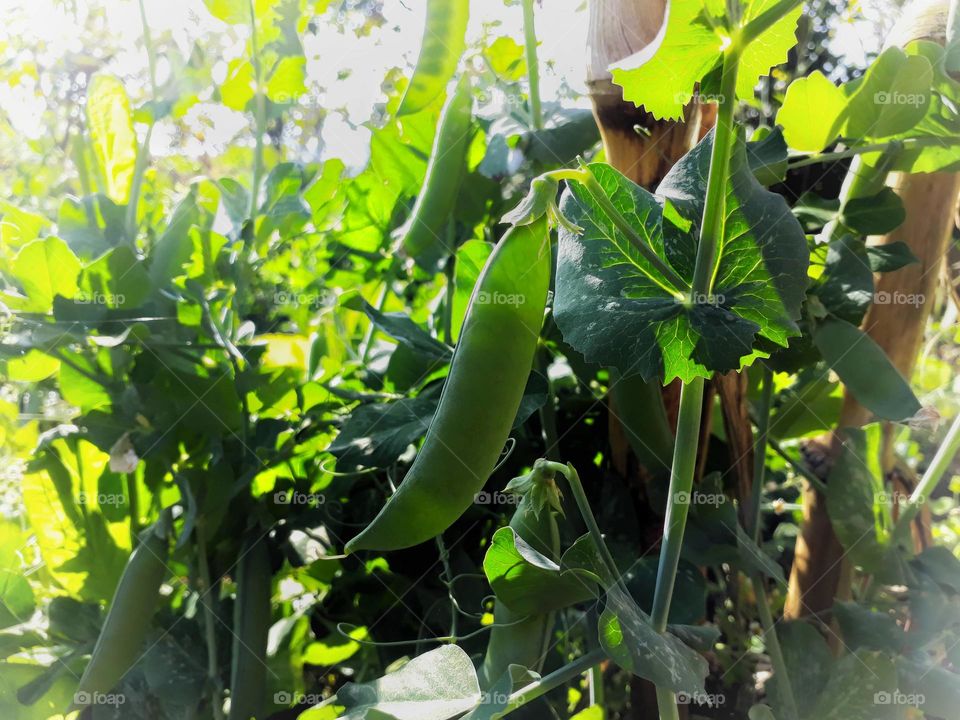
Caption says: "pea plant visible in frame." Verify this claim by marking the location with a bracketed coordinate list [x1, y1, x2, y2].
[2, 0, 960, 719]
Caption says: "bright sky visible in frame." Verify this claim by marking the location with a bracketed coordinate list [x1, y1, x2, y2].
[0, 0, 891, 170]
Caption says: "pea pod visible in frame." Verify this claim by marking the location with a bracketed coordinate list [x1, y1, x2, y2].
[478, 462, 562, 690]
[228, 537, 272, 720]
[348, 218, 553, 552]
[397, 0, 469, 116]
[73, 515, 170, 707]
[398, 75, 473, 270]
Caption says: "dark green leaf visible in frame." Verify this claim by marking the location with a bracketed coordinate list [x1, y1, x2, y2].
[816, 235, 874, 324]
[813, 317, 921, 421]
[555, 133, 808, 383]
[866, 242, 918, 272]
[840, 188, 905, 235]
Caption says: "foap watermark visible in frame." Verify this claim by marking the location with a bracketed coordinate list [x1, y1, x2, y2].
[874, 690, 924, 706]
[476, 290, 526, 307]
[689, 291, 727, 306]
[274, 290, 329, 308]
[74, 691, 126, 707]
[274, 691, 326, 705]
[874, 91, 926, 107]
[679, 91, 726, 106]
[677, 691, 726, 707]
[674, 490, 727, 507]
[274, 490, 326, 506]
[878, 491, 922, 508]
[76, 291, 125, 306]
[77, 491, 126, 507]
[474, 490, 521, 506]
[874, 290, 924, 308]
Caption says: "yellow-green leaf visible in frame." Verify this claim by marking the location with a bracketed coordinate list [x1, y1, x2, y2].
[86, 75, 138, 205]
[777, 70, 848, 151]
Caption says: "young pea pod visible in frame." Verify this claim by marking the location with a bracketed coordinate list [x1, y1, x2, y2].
[348, 218, 553, 553]
[478, 463, 562, 690]
[398, 75, 473, 270]
[397, 0, 470, 116]
[73, 514, 170, 707]
[228, 537, 272, 720]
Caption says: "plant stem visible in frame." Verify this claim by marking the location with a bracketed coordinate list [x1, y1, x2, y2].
[740, 0, 804, 45]
[748, 364, 773, 542]
[767, 437, 827, 494]
[786, 137, 959, 170]
[248, 0, 266, 217]
[521, 0, 543, 131]
[537, 347, 561, 462]
[690, 48, 740, 294]
[649, 46, 740, 720]
[894, 412, 960, 542]
[752, 574, 799, 720]
[443, 254, 456, 345]
[197, 531, 226, 720]
[746, 362, 799, 720]
[650, 377, 705, 633]
[545, 461, 623, 591]
[499, 648, 606, 716]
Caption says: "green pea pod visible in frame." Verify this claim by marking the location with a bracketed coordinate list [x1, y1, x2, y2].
[228, 537, 272, 720]
[397, 0, 469, 116]
[73, 515, 170, 708]
[398, 75, 473, 269]
[478, 462, 562, 690]
[348, 218, 553, 553]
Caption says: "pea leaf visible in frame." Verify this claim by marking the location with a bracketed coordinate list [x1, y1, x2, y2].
[483, 527, 600, 615]
[334, 644, 481, 720]
[776, 70, 847, 152]
[554, 132, 808, 383]
[86, 75, 138, 205]
[611, 0, 801, 120]
[599, 586, 709, 695]
[812, 317, 921, 421]
[10, 237, 81, 312]
[865, 242, 917, 272]
[840, 188, 905, 235]
[808, 651, 898, 720]
[816, 235, 874, 325]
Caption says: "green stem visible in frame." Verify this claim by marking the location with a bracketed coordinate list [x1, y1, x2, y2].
[649, 46, 740, 720]
[748, 364, 773, 542]
[752, 574, 799, 720]
[442, 255, 456, 345]
[248, 0, 266, 217]
[499, 648, 606, 716]
[785, 136, 959, 170]
[127, 472, 140, 546]
[590, 663, 606, 719]
[691, 48, 740, 294]
[746, 362, 799, 720]
[546, 461, 623, 591]
[521, 0, 543, 131]
[197, 531, 226, 720]
[537, 347, 561, 462]
[894, 412, 960, 543]
[740, 0, 805, 45]
[650, 377, 706, 633]
[767, 437, 827, 494]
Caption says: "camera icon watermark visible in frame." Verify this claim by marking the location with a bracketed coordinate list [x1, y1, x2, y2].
[474, 491, 521, 506]
[274, 290, 329, 308]
[274, 691, 326, 705]
[874, 690, 924, 706]
[74, 691, 126, 706]
[273, 490, 326, 506]
[874, 290, 924, 308]
[76, 291, 125, 306]
[476, 290, 526, 307]
[874, 91, 926, 107]
[674, 491, 727, 506]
